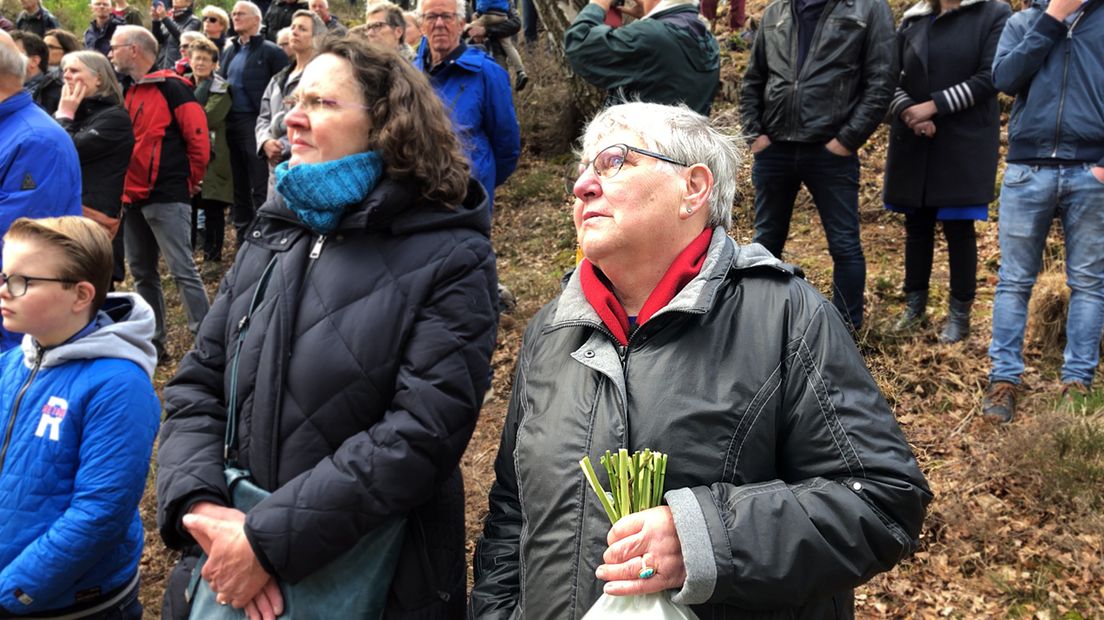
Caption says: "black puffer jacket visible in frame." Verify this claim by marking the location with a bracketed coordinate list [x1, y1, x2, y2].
[156, 178, 498, 617]
[57, 96, 135, 220]
[739, 0, 897, 151]
[153, 8, 201, 70]
[471, 230, 931, 619]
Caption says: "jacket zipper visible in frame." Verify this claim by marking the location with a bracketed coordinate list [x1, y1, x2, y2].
[787, 0, 836, 137]
[0, 345, 45, 475]
[1050, 13, 1084, 157]
[266, 234, 324, 476]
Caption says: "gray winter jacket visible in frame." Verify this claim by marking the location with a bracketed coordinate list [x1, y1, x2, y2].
[470, 229, 931, 619]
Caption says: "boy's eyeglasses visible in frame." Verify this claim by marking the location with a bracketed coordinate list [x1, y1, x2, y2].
[0, 273, 79, 298]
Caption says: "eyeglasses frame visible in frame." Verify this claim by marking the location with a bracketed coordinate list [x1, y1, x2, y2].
[0, 273, 80, 298]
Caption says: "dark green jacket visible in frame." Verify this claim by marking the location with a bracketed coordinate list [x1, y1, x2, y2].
[564, 1, 720, 115]
[191, 73, 233, 204]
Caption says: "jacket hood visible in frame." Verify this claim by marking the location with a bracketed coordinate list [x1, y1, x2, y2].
[903, 0, 990, 20]
[259, 176, 491, 239]
[652, 3, 720, 73]
[22, 292, 157, 377]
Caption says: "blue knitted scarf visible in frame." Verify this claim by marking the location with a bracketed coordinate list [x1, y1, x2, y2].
[274, 151, 385, 235]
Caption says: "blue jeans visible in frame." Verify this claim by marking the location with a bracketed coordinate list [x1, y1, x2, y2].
[752, 141, 866, 328]
[989, 163, 1104, 386]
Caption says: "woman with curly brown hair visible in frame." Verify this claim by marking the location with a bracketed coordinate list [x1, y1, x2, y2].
[155, 38, 497, 620]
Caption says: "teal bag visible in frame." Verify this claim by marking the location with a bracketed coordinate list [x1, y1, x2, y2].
[185, 256, 407, 619]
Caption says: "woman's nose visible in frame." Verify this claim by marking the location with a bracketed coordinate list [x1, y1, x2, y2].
[573, 167, 602, 200]
[285, 106, 309, 130]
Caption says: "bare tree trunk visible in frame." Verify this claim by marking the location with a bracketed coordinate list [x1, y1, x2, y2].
[529, 0, 605, 122]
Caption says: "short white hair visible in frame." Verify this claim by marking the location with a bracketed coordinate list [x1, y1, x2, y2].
[310, 0, 328, 7]
[417, 0, 465, 19]
[0, 33, 28, 79]
[276, 26, 292, 42]
[234, 1, 262, 18]
[580, 102, 743, 231]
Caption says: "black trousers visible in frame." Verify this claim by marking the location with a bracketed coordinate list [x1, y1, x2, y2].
[225, 112, 268, 245]
[903, 209, 977, 302]
[191, 196, 230, 261]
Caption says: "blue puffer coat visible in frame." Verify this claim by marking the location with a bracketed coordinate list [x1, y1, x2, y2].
[414, 42, 520, 208]
[0, 294, 160, 615]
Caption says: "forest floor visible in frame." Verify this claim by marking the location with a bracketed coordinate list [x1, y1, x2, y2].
[136, 9, 1103, 619]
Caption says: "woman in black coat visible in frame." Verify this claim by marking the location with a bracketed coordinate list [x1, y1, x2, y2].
[54, 50, 135, 284]
[155, 39, 497, 619]
[883, 0, 1010, 342]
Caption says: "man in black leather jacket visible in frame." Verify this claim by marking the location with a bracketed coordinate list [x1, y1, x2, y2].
[739, 0, 896, 330]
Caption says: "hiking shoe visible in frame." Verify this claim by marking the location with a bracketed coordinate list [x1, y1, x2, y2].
[515, 71, 529, 92]
[982, 381, 1018, 423]
[1058, 381, 1090, 412]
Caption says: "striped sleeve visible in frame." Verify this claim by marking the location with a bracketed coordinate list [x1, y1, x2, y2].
[888, 87, 917, 120]
[932, 81, 976, 114]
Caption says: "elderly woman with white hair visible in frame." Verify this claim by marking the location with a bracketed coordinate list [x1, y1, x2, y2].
[470, 102, 932, 620]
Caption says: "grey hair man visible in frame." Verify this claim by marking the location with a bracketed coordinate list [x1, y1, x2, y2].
[414, 0, 520, 209]
[309, 0, 347, 34]
[218, 1, 287, 243]
[0, 29, 82, 351]
[110, 25, 211, 359]
[362, 1, 413, 59]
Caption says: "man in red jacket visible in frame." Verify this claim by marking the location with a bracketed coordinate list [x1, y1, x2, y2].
[110, 25, 209, 360]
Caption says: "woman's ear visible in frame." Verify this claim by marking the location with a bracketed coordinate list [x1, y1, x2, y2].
[679, 163, 714, 219]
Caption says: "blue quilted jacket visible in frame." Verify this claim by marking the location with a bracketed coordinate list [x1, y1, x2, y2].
[0, 294, 160, 615]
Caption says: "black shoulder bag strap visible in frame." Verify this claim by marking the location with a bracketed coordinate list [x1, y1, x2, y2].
[223, 254, 279, 468]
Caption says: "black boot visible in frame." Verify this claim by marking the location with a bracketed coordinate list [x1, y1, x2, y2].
[938, 297, 972, 343]
[894, 290, 928, 331]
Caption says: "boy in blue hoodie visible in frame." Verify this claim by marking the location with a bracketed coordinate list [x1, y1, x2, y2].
[0, 216, 160, 618]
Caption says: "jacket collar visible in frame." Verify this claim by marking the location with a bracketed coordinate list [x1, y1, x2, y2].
[251, 177, 491, 248]
[903, 0, 989, 20]
[643, 0, 699, 18]
[0, 90, 33, 121]
[548, 227, 795, 332]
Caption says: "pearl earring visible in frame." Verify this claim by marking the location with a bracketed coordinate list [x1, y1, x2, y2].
[685, 206, 693, 214]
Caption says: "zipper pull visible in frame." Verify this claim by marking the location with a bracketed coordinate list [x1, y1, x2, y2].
[309, 234, 325, 259]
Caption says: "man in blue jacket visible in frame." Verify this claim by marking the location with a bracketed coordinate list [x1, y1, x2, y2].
[983, 0, 1104, 421]
[415, 0, 520, 209]
[0, 30, 82, 351]
[219, 1, 288, 243]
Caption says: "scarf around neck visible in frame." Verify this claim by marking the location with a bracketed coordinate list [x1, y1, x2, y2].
[579, 228, 713, 345]
[274, 151, 384, 235]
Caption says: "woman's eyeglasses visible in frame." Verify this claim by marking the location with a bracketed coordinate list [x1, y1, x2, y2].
[0, 273, 78, 298]
[204, 16, 221, 23]
[283, 94, 371, 114]
[565, 143, 690, 194]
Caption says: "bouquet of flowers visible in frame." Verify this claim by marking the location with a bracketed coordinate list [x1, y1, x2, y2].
[578, 449, 700, 620]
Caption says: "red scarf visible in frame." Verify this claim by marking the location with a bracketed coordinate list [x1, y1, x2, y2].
[579, 228, 713, 345]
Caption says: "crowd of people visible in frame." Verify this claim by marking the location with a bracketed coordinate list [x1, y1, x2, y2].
[0, 0, 1100, 617]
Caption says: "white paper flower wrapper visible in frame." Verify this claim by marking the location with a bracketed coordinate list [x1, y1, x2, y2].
[580, 593, 700, 619]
